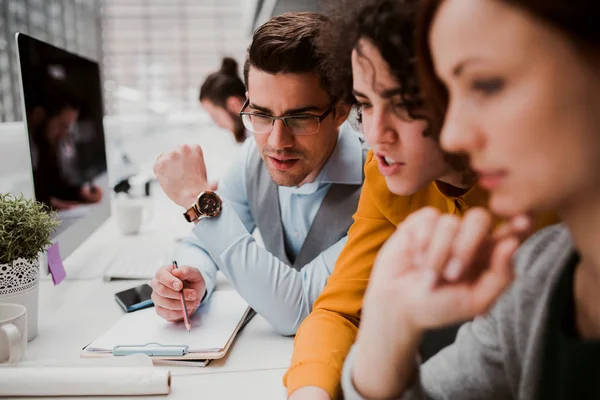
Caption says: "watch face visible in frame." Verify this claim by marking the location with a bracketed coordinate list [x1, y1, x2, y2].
[197, 192, 222, 217]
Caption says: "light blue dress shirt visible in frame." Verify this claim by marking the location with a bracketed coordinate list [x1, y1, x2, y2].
[174, 122, 364, 335]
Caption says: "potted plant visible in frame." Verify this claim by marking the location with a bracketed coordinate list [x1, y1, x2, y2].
[0, 193, 60, 341]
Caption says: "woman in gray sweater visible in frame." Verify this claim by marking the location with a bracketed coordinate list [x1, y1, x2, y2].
[343, 0, 600, 399]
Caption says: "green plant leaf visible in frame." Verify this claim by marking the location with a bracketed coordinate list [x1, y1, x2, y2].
[0, 193, 60, 264]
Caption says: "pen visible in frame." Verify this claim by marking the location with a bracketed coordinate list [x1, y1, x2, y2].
[172, 260, 191, 333]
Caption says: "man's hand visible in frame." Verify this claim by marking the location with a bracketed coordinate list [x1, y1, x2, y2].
[289, 387, 330, 400]
[153, 144, 210, 208]
[151, 264, 206, 322]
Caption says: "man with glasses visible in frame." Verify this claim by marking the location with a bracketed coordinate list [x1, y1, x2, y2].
[151, 12, 366, 335]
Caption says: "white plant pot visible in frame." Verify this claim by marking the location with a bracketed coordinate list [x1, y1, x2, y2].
[0, 258, 40, 341]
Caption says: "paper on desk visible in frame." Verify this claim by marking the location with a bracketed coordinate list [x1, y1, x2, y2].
[0, 353, 153, 368]
[0, 355, 171, 397]
[88, 290, 249, 353]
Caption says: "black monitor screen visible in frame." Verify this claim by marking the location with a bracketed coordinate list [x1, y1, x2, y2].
[17, 33, 109, 243]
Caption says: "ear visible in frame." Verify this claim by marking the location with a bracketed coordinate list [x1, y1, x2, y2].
[225, 96, 244, 114]
[333, 103, 352, 128]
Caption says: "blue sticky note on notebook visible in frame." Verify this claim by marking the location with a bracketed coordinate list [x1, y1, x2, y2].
[47, 242, 66, 285]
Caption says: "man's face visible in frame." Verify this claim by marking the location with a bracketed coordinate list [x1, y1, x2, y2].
[201, 99, 245, 140]
[246, 67, 343, 187]
[44, 107, 79, 143]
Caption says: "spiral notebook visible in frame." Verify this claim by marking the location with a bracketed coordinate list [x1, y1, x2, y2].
[82, 291, 255, 362]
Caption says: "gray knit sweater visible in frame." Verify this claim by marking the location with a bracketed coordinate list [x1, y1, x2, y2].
[343, 224, 573, 400]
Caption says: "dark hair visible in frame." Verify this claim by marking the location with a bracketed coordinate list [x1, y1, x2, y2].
[29, 79, 80, 118]
[199, 57, 246, 107]
[321, 0, 471, 174]
[243, 12, 340, 101]
[417, 0, 600, 143]
[320, 0, 424, 112]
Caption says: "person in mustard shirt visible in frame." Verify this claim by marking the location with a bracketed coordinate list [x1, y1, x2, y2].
[284, 1, 557, 399]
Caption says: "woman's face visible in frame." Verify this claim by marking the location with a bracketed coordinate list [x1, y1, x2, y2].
[351, 39, 453, 196]
[431, 0, 600, 216]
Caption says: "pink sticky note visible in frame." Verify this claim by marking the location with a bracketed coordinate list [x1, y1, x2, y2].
[47, 242, 66, 285]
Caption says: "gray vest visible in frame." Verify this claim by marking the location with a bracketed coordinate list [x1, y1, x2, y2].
[246, 146, 366, 270]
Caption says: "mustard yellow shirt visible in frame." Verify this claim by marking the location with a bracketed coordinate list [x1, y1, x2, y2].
[284, 151, 557, 398]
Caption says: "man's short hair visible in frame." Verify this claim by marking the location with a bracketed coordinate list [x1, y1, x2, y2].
[243, 12, 341, 101]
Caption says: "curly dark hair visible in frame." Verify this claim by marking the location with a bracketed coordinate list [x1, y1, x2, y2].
[320, 0, 471, 175]
[320, 0, 425, 122]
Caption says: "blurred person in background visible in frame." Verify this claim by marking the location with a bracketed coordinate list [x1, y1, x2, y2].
[199, 57, 248, 144]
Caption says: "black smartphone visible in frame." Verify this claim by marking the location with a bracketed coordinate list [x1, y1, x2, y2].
[115, 283, 154, 313]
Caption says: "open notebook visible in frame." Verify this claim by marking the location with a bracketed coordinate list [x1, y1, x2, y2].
[82, 291, 255, 362]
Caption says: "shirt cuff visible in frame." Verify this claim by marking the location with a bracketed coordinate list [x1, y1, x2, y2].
[286, 361, 343, 399]
[191, 203, 249, 259]
[173, 240, 217, 301]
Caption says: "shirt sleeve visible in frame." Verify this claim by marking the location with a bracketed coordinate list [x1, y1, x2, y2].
[173, 233, 219, 300]
[284, 153, 398, 398]
[341, 309, 512, 400]
[195, 212, 347, 335]
[191, 139, 344, 335]
[172, 139, 256, 301]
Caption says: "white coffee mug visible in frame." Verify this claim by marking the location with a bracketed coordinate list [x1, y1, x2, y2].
[0, 257, 40, 341]
[114, 197, 153, 235]
[0, 303, 27, 364]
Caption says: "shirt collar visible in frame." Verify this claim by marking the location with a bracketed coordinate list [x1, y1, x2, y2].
[314, 120, 364, 185]
[280, 121, 364, 195]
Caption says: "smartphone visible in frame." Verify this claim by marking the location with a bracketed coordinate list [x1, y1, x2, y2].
[115, 283, 154, 313]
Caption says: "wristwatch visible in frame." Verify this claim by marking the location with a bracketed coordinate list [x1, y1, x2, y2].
[183, 191, 222, 223]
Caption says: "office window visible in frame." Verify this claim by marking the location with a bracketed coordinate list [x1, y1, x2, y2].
[0, 0, 101, 122]
[1, 0, 250, 121]
[101, 0, 249, 117]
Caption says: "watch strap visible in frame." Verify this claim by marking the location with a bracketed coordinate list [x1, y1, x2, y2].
[183, 205, 201, 223]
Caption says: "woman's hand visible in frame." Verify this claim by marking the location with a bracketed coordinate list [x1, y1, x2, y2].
[351, 207, 531, 398]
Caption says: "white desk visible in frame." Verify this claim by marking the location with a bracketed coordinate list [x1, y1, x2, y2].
[15, 369, 288, 400]
[27, 279, 294, 375]
[24, 215, 294, 399]
[16, 126, 294, 399]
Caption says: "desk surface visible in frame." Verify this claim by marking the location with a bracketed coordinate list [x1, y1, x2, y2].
[25, 227, 294, 399]
[16, 129, 294, 399]
[15, 369, 288, 400]
[22, 277, 293, 399]
[28, 279, 294, 375]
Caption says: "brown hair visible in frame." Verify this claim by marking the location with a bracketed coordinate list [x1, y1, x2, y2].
[417, 0, 600, 142]
[243, 12, 340, 101]
[199, 57, 246, 107]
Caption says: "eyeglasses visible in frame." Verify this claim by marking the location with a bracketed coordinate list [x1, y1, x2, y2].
[239, 99, 333, 136]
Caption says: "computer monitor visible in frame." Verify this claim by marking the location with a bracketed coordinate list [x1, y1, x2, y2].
[15, 33, 111, 260]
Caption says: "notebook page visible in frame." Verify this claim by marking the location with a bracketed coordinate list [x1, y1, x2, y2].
[88, 291, 249, 353]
